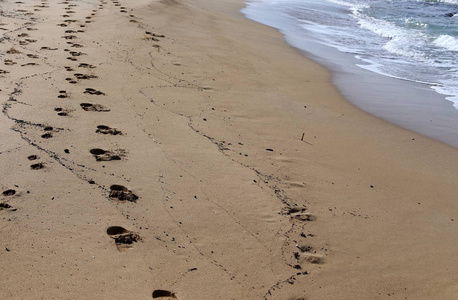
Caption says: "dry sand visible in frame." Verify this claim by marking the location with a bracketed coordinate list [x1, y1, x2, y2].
[1, 0, 457, 299]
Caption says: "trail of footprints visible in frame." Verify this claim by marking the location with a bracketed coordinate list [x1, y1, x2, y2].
[1, 0, 317, 297]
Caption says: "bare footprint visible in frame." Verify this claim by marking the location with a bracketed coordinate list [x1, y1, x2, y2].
[109, 185, 138, 202]
[106, 226, 141, 251]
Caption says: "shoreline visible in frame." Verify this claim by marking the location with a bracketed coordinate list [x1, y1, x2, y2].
[242, 0, 458, 149]
[1, 0, 457, 299]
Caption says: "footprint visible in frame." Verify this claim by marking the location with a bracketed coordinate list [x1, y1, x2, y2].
[55, 107, 70, 116]
[90, 148, 121, 161]
[106, 226, 141, 251]
[282, 207, 306, 215]
[78, 63, 96, 69]
[84, 88, 104, 95]
[6, 48, 21, 54]
[145, 31, 165, 38]
[62, 35, 77, 39]
[300, 253, 324, 264]
[67, 57, 77, 61]
[58, 90, 68, 98]
[2, 189, 16, 196]
[30, 163, 44, 170]
[282, 207, 315, 221]
[21, 63, 38, 66]
[4, 59, 17, 65]
[96, 125, 122, 135]
[41, 46, 58, 50]
[28, 154, 39, 160]
[0, 202, 16, 211]
[17, 33, 29, 37]
[0, 69, 10, 75]
[109, 185, 138, 202]
[27, 54, 39, 59]
[74, 73, 97, 79]
[80, 103, 110, 112]
[292, 212, 315, 222]
[41, 132, 53, 139]
[70, 51, 85, 57]
[71, 43, 83, 48]
[152, 290, 178, 299]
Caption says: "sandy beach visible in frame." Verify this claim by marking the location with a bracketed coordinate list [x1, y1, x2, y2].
[1, 0, 457, 299]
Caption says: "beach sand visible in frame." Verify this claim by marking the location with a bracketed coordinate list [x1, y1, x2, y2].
[1, 0, 457, 299]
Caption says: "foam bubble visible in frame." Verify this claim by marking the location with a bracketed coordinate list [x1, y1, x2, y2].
[434, 35, 458, 51]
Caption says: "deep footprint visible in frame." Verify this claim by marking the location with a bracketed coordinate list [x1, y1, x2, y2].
[109, 185, 138, 202]
[30, 163, 44, 170]
[80, 103, 110, 112]
[96, 125, 122, 135]
[83, 88, 104, 95]
[106, 226, 140, 251]
[152, 290, 178, 299]
[2, 189, 16, 196]
[0, 202, 16, 211]
[90, 148, 121, 161]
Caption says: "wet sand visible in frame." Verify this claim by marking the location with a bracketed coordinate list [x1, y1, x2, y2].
[1, 0, 457, 299]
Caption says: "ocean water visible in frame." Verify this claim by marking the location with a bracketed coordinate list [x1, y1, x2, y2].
[242, 0, 458, 146]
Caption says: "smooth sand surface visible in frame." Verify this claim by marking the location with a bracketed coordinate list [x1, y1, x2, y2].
[1, 0, 457, 299]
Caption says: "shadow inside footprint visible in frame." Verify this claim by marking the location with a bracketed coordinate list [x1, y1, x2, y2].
[152, 290, 178, 299]
[80, 103, 110, 112]
[84, 88, 104, 95]
[78, 63, 96, 68]
[75, 73, 97, 79]
[31, 163, 44, 170]
[90, 148, 121, 161]
[58, 90, 68, 98]
[0, 202, 16, 211]
[109, 185, 138, 202]
[2, 189, 16, 196]
[106, 226, 140, 251]
[96, 125, 122, 135]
